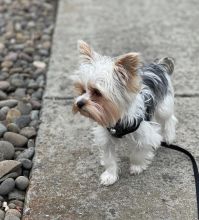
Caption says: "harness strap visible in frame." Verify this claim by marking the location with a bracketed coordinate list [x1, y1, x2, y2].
[161, 142, 199, 219]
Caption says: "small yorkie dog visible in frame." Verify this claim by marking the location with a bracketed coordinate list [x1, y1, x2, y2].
[72, 40, 177, 186]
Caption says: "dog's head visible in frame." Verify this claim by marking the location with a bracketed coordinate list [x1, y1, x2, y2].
[72, 40, 141, 127]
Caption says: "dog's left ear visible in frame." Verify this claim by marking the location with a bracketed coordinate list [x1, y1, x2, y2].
[115, 53, 140, 92]
[115, 53, 140, 76]
[77, 40, 94, 63]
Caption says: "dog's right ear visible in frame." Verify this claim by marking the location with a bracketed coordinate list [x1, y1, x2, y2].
[77, 40, 94, 63]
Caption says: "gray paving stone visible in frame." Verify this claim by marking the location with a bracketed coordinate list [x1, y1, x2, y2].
[45, 0, 199, 98]
[23, 98, 198, 220]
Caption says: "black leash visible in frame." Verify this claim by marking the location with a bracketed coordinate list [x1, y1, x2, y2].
[161, 142, 199, 219]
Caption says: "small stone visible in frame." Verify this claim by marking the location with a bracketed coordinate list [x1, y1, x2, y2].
[0, 209, 5, 220]
[9, 67, 23, 74]
[30, 100, 41, 110]
[15, 176, 29, 190]
[5, 215, 20, 220]
[27, 139, 35, 148]
[14, 88, 26, 98]
[29, 120, 40, 130]
[8, 203, 16, 209]
[20, 127, 36, 138]
[0, 178, 15, 196]
[7, 123, 20, 133]
[1, 61, 13, 69]
[10, 200, 23, 208]
[4, 132, 28, 147]
[6, 209, 21, 218]
[17, 101, 32, 115]
[0, 90, 7, 100]
[0, 196, 4, 201]
[0, 43, 5, 52]
[33, 61, 46, 69]
[5, 52, 18, 62]
[22, 169, 29, 177]
[17, 159, 32, 169]
[8, 189, 25, 201]
[0, 81, 10, 91]
[6, 109, 21, 123]
[17, 147, 35, 160]
[0, 100, 18, 108]
[30, 110, 39, 120]
[1, 106, 10, 115]
[0, 123, 7, 137]
[15, 115, 31, 129]
[0, 141, 14, 161]
[0, 160, 21, 179]
[0, 111, 6, 121]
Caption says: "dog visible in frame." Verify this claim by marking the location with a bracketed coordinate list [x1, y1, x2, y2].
[72, 40, 177, 186]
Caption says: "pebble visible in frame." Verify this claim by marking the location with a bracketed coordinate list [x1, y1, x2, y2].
[0, 141, 15, 160]
[30, 110, 39, 120]
[5, 52, 18, 62]
[17, 147, 35, 160]
[30, 99, 41, 110]
[15, 115, 31, 129]
[7, 123, 20, 133]
[0, 178, 15, 195]
[15, 176, 29, 190]
[4, 215, 20, 220]
[6, 109, 21, 123]
[17, 101, 32, 115]
[0, 123, 7, 137]
[6, 209, 21, 218]
[1, 106, 10, 115]
[0, 160, 21, 179]
[17, 158, 32, 170]
[0, 90, 7, 100]
[10, 200, 23, 208]
[0, 111, 6, 121]
[33, 61, 46, 69]
[0, 81, 10, 91]
[0, 99, 18, 108]
[14, 88, 26, 98]
[1, 61, 13, 69]
[27, 139, 35, 148]
[8, 203, 16, 209]
[20, 127, 36, 138]
[4, 132, 28, 147]
[0, 210, 5, 220]
[8, 189, 25, 201]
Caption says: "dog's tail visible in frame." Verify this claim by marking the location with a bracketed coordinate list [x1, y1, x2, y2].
[157, 57, 175, 75]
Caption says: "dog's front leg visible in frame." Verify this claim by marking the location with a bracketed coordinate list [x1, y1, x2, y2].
[100, 142, 118, 186]
[93, 126, 119, 186]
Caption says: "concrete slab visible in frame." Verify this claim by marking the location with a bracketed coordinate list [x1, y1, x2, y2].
[45, 0, 199, 98]
[23, 97, 199, 220]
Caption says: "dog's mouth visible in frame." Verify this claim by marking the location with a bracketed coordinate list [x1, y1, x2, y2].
[72, 103, 109, 127]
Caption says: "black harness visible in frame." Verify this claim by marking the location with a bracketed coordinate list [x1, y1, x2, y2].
[107, 117, 199, 219]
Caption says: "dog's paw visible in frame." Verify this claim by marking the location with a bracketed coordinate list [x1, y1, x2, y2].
[100, 170, 118, 186]
[129, 164, 147, 175]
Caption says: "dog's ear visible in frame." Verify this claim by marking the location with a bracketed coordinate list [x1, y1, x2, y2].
[115, 53, 140, 92]
[77, 40, 94, 63]
[115, 53, 140, 76]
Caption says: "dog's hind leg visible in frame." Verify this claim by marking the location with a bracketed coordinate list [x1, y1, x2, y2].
[155, 94, 177, 144]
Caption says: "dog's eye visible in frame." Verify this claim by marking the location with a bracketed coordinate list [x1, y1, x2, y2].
[82, 89, 86, 94]
[93, 88, 102, 97]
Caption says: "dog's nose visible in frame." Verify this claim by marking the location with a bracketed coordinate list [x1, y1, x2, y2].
[77, 100, 85, 108]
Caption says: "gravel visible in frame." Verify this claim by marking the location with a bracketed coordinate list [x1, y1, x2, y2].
[0, 0, 56, 218]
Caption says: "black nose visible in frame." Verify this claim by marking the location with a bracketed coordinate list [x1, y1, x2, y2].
[77, 100, 85, 108]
